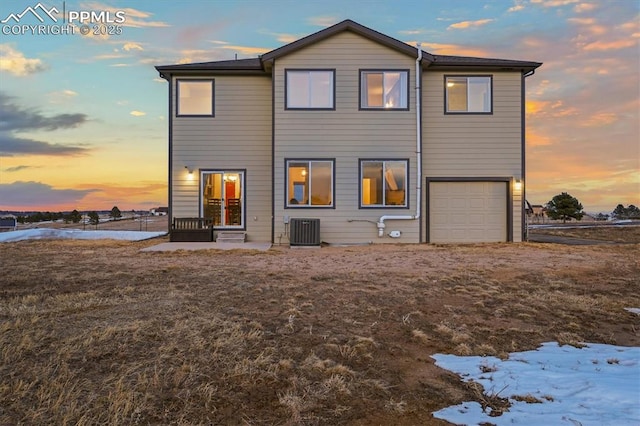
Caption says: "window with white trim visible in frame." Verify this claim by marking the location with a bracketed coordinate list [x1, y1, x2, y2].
[286, 70, 335, 109]
[286, 160, 334, 207]
[360, 160, 408, 207]
[177, 79, 214, 116]
[360, 70, 408, 109]
[445, 76, 492, 113]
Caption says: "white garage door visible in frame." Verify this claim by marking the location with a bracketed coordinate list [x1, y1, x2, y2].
[430, 181, 507, 243]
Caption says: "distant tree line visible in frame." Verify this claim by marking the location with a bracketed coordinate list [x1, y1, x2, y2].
[15, 206, 127, 225]
[544, 193, 639, 223]
[612, 204, 640, 220]
[16, 211, 65, 224]
[16, 210, 86, 224]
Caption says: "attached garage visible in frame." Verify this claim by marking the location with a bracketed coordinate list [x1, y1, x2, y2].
[427, 180, 510, 243]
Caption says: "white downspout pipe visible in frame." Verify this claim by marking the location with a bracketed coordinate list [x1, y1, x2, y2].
[377, 43, 422, 237]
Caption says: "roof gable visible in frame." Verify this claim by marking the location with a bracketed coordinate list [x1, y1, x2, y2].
[261, 19, 431, 63]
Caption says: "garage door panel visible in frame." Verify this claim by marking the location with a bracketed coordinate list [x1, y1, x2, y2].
[469, 198, 487, 209]
[429, 181, 507, 243]
[469, 215, 484, 225]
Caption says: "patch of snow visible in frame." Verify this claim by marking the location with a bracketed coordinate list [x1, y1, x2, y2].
[625, 308, 640, 315]
[432, 342, 640, 425]
[0, 228, 166, 242]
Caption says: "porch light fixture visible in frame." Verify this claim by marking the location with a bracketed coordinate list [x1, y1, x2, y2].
[514, 179, 523, 191]
[185, 166, 194, 179]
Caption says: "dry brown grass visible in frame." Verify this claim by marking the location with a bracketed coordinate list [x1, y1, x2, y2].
[529, 223, 640, 243]
[1, 237, 638, 425]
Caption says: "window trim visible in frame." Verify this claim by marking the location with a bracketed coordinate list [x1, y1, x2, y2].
[285, 159, 336, 209]
[359, 69, 410, 111]
[444, 75, 493, 115]
[176, 79, 215, 117]
[359, 159, 410, 209]
[285, 69, 336, 110]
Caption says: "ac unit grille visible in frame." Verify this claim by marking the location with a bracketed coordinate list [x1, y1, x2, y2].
[290, 218, 321, 246]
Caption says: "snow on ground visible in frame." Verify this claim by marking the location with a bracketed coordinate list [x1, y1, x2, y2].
[0, 228, 166, 242]
[432, 342, 640, 425]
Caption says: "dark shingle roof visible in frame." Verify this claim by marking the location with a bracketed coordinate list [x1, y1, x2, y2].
[155, 20, 541, 78]
[429, 54, 542, 71]
[155, 58, 263, 76]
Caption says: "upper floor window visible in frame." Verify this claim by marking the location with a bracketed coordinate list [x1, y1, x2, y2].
[445, 76, 492, 113]
[286, 70, 335, 109]
[360, 70, 409, 110]
[360, 160, 408, 207]
[286, 160, 334, 207]
[177, 79, 214, 116]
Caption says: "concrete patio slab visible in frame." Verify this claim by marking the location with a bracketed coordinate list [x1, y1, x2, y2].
[141, 242, 272, 252]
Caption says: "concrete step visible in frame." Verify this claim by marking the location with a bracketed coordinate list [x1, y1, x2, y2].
[216, 232, 246, 243]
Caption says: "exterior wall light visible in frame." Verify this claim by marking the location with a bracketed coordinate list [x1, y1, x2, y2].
[514, 179, 523, 191]
[185, 166, 194, 180]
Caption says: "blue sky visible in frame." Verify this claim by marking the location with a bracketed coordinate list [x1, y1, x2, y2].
[0, 0, 638, 213]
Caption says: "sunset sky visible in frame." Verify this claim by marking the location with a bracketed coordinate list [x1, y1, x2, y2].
[1, 0, 638, 214]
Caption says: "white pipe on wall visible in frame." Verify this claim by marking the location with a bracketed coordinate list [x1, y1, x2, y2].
[377, 43, 423, 237]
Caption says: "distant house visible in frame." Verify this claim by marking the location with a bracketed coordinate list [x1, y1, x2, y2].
[0, 216, 17, 232]
[527, 203, 547, 223]
[155, 19, 541, 244]
[150, 207, 168, 216]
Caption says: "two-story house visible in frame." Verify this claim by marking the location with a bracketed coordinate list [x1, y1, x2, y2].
[155, 19, 541, 244]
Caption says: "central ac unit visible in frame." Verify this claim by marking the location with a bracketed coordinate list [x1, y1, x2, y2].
[290, 218, 321, 246]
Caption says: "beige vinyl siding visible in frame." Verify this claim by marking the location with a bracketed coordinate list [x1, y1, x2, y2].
[422, 71, 524, 242]
[171, 75, 272, 242]
[274, 31, 420, 244]
[423, 71, 522, 175]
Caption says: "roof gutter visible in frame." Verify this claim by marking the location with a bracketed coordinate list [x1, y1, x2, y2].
[376, 44, 422, 238]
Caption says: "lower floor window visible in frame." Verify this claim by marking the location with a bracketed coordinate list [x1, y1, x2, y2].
[361, 160, 408, 207]
[286, 160, 334, 207]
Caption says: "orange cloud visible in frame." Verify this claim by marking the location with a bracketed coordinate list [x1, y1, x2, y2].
[123, 42, 144, 51]
[420, 42, 491, 57]
[177, 49, 212, 64]
[448, 19, 494, 30]
[580, 112, 618, 127]
[525, 100, 578, 118]
[568, 18, 607, 35]
[568, 17, 594, 25]
[531, 0, 579, 7]
[276, 33, 298, 43]
[619, 21, 639, 32]
[574, 3, 597, 13]
[526, 130, 553, 147]
[525, 100, 549, 115]
[583, 39, 637, 51]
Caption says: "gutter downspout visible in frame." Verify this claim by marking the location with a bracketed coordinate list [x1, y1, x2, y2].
[522, 67, 536, 241]
[377, 43, 422, 237]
